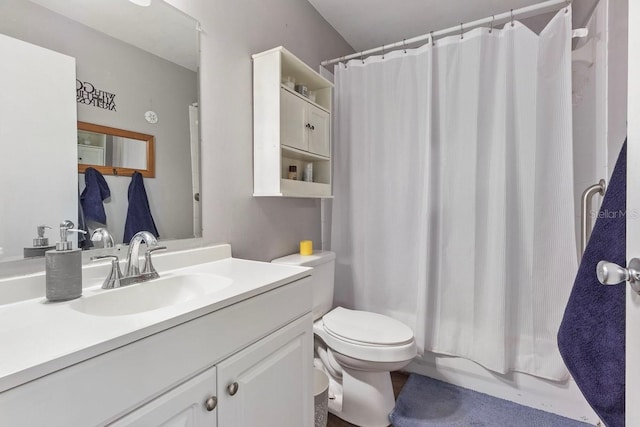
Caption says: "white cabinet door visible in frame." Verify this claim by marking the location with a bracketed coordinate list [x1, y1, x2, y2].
[217, 315, 313, 427]
[78, 144, 106, 165]
[281, 88, 308, 151]
[307, 105, 330, 157]
[111, 367, 217, 427]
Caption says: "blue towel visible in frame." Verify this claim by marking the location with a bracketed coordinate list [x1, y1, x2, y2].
[557, 140, 626, 427]
[123, 171, 159, 242]
[80, 167, 110, 224]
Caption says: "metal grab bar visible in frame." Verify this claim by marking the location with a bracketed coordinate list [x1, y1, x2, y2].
[581, 179, 606, 255]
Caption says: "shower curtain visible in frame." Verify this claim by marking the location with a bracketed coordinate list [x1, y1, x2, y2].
[331, 8, 576, 380]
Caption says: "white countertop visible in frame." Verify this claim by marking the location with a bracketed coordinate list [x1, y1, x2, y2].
[0, 247, 310, 393]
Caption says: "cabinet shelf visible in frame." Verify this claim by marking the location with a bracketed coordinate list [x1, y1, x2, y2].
[253, 46, 333, 198]
[281, 145, 330, 162]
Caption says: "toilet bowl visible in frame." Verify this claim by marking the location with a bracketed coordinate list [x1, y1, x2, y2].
[271, 251, 417, 427]
[314, 307, 416, 426]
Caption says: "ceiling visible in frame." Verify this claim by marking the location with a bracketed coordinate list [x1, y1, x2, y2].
[29, 0, 199, 71]
[308, 0, 599, 54]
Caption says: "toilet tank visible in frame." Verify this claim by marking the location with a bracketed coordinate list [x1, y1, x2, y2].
[271, 251, 336, 321]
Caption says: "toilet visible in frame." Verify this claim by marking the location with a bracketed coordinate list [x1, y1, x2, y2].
[272, 251, 417, 427]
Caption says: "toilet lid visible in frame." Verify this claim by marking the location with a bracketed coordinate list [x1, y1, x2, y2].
[322, 307, 414, 346]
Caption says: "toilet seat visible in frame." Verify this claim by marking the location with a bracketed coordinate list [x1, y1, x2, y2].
[314, 307, 417, 363]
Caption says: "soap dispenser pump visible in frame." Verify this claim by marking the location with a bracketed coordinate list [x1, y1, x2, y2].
[23, 225, 55, 258]
[45, 221, 86, 302]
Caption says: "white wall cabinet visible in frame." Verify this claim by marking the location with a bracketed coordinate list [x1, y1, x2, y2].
[253, 46, 333, 198]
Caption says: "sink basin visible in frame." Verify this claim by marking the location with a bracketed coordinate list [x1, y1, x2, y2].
[70, 273, 232, 316]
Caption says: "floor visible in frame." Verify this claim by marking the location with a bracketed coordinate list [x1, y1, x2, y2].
[327, 371, 409, 427]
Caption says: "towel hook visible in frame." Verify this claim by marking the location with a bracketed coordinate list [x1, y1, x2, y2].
[460, 23, 464, 39]
[403, 39, 407, 54]
[510, 9, 514, 27]
[489, 15, 494, 33]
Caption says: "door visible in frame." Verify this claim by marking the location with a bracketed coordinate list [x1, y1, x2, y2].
[307, 105, 330, 157]
[110, 366, 217, 426]
[189, 103, 201, 238]
[281, 89, 308, 151]
[628, 1, 640, 424]
[625, 1, 640, 426]
[216, 315, 313, 427]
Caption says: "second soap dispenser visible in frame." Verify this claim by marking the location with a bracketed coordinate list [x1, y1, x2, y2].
[45, 221, 86, 302]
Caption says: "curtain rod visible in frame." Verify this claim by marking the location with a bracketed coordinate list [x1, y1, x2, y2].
[321, 0, 570, 67]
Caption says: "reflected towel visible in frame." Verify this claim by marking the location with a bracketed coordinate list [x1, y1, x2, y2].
[123, 171, 159, 242]
[80, 167, 110, 225]
[557, 140, 626, 427]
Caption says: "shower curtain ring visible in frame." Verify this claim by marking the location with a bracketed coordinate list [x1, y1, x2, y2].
[565, 0, 570, 13]
[430, 31, 435, 45]
[360, 52, 364, 64]
[489, 15, 494, 33]
[382, 44, 385, 59]
[403, 39, 407, 53]
[510, 9, 514, 27]
[460, 23, 464, 39]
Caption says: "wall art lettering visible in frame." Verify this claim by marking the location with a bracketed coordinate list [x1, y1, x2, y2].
[76, 80, 116, 111]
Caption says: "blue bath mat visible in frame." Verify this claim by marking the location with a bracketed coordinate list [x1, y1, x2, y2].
[389, 374, 591, 427]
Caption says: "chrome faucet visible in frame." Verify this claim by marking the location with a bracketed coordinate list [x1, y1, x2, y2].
[90, 228, 114, 248]
[123, 230, 166, 280]
[93, 231, 165, 289]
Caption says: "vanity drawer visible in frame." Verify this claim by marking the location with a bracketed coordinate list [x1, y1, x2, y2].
[0, 277, 312, 426]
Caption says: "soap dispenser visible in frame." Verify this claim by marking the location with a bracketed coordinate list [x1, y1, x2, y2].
[45, 221, 86, 302]
[23, 225, 55, 258]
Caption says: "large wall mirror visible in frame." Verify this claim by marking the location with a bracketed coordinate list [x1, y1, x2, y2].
[0, 0, 201, 263]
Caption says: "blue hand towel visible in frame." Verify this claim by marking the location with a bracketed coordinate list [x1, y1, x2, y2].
[557, 140, 626, 427]
[123, 171, 159, 243]
[80, 167, 110, 224]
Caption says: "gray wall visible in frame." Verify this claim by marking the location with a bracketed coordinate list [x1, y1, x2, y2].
[165, 0, 353, 261]
[0, 0, 198, 243]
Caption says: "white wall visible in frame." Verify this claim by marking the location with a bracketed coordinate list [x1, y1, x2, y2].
[163, 0, 353, 261]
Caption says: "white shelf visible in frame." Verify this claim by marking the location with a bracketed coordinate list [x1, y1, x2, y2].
[252, 46, 333, 198]
[281, 145, 330, 162]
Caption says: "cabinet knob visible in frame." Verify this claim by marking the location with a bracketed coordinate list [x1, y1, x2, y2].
[205, 396, 218, 411]
[227, 381, 239, 396]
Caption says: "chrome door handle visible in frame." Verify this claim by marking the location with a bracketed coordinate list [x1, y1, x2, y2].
[597, 258, 640, 294]
[227, 381, 239, 396]
[205, 396, 217, 411]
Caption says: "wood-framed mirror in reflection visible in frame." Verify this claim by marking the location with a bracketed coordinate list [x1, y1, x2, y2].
[77, 122, 156, 178]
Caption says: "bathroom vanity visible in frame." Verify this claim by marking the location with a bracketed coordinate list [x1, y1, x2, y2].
[0, 245, 313, 426]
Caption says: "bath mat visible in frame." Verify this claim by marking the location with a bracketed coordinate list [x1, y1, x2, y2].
[389, 374, 591, 427]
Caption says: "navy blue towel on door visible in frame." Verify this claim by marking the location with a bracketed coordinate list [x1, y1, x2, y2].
[557, 140, 626, 427]
[123, 171, 159, 242]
